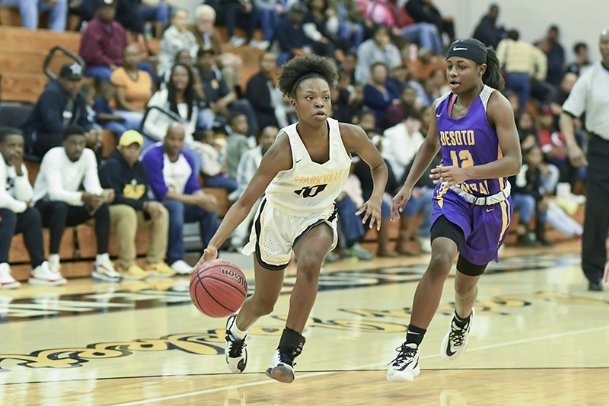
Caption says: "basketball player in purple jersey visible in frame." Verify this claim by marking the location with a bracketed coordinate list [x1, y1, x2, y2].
[195, 55, 388, 383]
[386, 38, 522, 382]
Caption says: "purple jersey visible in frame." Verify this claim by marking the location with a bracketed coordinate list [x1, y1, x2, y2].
[435, 85, 508, 196]
[430, 86, 512, 265]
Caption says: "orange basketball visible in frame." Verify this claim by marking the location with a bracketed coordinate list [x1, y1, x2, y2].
[189, 259, 248, 318]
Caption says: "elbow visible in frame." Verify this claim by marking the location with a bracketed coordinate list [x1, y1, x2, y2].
[511, 155, 522, 176]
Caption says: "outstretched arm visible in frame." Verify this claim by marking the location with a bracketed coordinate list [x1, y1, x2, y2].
[197, 132, 292, 263]
[392, 106, 441, 220]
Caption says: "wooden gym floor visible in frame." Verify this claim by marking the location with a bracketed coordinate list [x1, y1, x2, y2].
[1, 240, 608, 405]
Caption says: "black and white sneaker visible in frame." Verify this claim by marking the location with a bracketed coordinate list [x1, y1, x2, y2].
[386, 342, 420, 382]
[225, 315, 247, 373]
[266, 349, 297, 383]
[440, 309, 474, 360]
[266, 328, 305, 383]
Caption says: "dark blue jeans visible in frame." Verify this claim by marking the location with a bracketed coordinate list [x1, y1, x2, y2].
[163, 200, 219, 264]
[0, 207, 45, 267]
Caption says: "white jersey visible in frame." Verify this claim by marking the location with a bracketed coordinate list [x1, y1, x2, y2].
[265, 118, 351, 216]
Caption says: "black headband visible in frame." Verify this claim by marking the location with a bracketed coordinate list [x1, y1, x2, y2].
[446, 39, 487, 64]
[290, 73, 325, 97]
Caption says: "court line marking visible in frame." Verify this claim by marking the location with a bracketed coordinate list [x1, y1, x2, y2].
[114, 324, 609, 405]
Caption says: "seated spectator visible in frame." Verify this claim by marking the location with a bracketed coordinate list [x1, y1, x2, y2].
[195, 48, 259, 136]
[509, 145, 553, 246]
[245, 52, 290, 130]
[111, 43, 154, 130]
[32, 125, 120, 282]
[0, 128, 65, 288]
[228, 125, 278, 250]
[86, 81, 130, 137]
[144, 63, 204, 145]
[225, 112, 252, 180]
[158, 8, 198, 79]
[141, 123, 219, 275]
[191, 4, 243, 93]
[191, 129, 236, 191]
[252, 0, 283, 49]
[99, 130, 174, 280]
[331, 84, 363, 125]
[328, 0, 364, 52]
[115, 0, 171, 34]
[218, 0, 257, 47]
[22, 63, 92, 159]
[356, 25, 402, 85]
[79, 0, 129, 83]
[363, 62, 401, 124]
[405, 0, 454, 45]
[0, 0, 67, 32]
[383, 86, 420, 129]
[302, 0, 340, 59]
[273, 3, 311, 65]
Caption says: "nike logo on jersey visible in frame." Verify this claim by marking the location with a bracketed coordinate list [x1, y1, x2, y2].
[295, 159, 302, 163]
[486, 208, 494, 212]
[452, 47, 468, 51]
[436, 113, 441, 118]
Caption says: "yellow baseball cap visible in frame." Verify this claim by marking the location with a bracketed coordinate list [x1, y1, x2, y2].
[118, 130, 143, 147]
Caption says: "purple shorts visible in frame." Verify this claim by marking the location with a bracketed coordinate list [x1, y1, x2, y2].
[431, 187, 512, 265]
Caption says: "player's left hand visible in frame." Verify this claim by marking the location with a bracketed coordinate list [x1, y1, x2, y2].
[356, 199, 382, 231]
[430, 165, 468, 186]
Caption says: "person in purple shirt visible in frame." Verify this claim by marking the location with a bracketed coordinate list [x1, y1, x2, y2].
[141, 122, 219, 275]
[387, 38, 521, 382]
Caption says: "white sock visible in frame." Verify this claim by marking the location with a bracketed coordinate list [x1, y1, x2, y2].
[96, 253, 109, 264]
[48, 254, 60, 266]
[230, 319, 247, 340]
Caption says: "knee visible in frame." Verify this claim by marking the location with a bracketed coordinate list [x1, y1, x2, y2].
[49, 201, 69, 217]
[0, 209, 17, 230]
[297, 255, 322, 283]
[251, 297, 275, 316]
[428, 251, 455, 278]
[454, 281, 476, 298]
[22, 207, 42, 227]
[112, 205, 137, 225]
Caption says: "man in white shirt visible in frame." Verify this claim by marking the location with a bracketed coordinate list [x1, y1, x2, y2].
[559, 29, 609, 291]
[0, 128, 65, 288]
[32, 125, 120, 282]
[141, 123, 219, 274]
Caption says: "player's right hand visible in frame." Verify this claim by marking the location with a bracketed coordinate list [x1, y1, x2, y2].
[391, 187, 412, 222]
[193, 245, 218, 272]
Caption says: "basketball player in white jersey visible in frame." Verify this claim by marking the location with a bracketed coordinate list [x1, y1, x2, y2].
[196, 55, 388, 383]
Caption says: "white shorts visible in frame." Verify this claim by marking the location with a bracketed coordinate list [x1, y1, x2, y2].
[242, 197, 338, 270]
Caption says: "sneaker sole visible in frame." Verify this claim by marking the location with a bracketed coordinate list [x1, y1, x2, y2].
[266, 366, 294, 383]
[28, 278, 66, 286]
[386, 366, 421, 382]
[92, 272, 121, 283]
[0, 282, 21, 289]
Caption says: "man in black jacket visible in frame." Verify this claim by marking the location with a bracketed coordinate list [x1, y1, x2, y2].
[99, 130, 175, 280]
[22, 63, 92, 159]
[245, 52, 289, 130]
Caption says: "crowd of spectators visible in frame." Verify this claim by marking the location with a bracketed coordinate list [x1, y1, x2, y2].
[0, 0, 591, 288]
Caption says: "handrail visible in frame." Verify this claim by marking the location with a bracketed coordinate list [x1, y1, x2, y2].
[43, 46, 84, 81]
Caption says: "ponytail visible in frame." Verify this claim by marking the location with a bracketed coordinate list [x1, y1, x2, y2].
[482, 47, 504, 91]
